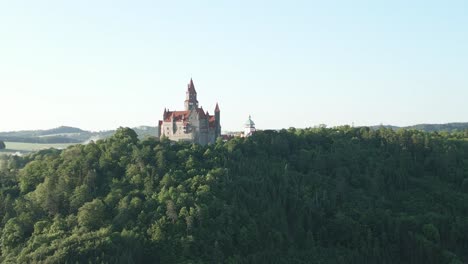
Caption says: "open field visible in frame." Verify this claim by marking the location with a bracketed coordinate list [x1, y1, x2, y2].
[0, 142, 76, 154]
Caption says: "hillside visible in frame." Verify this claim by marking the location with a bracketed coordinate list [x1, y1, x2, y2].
[370, 122, 468, 133]
[0, 126, 158, 144]
[0, 126, 90, 143]
[0, 127, 467, 263]
[0, 126, 85, 137]
[407, 122, 468, 132]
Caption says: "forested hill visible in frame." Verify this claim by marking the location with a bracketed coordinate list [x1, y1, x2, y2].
[0, 126, 157, 144]
[370, 122, 468, 133]
[0, 127, 468, 263]
[0, 126, 87, 143]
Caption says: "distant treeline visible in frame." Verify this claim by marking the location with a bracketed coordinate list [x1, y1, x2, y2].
[0, 126, 467, 263]
[370, 122, 468, 133]
[0, 136, 83, 144]
[408, 123, 468, 132]
[0, 126, 85, 138]
[0, 126, 157, 144]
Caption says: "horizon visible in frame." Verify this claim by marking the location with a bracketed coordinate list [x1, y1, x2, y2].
[1, 1, 467, 132]
[2, 121, 468, 134]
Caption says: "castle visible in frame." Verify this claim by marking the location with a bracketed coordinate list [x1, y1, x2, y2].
[158, 79, 221, 145]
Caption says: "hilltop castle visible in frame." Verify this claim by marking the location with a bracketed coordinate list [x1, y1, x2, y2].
[158, 79, 221, 145]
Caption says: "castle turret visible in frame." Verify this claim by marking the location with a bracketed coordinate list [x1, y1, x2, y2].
[184, 78, 199, 111]
[215, 103, 221, 138]
[244, 115, 256, 137]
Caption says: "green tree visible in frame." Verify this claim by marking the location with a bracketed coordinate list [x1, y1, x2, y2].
[77, 199, 107, 230]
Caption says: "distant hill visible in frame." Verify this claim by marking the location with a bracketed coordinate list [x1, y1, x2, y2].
[0, 126, 89, 144]
[0, 126, 158, 144]
[37, 126, 85, 135]
[0, 126, 84, 137]
[370, 122, 468, 133]
[406, 122, 468, 132]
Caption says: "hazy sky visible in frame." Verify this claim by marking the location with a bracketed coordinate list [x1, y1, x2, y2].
[1, 1, 467, 132]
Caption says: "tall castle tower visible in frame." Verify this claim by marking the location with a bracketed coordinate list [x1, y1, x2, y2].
[184, 78, 199, 111]
[215, 103, 221, 137]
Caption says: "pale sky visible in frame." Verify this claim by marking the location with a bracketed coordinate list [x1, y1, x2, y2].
[1, 0, 467, 132]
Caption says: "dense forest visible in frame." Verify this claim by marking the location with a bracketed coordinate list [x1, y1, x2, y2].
[0, 127, 467, 263]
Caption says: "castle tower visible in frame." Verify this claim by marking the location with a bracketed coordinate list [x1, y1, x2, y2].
[215, 103, 221, 138]
[244, 115, 256, 137]
[184, 78, 199, 111]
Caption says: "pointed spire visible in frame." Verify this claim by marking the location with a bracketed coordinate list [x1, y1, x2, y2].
[187, 78, 196, 93]
[215, 102, 220, 112]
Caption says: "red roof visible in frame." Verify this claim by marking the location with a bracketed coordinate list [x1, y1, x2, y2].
[209, 115, 216, 128]
[164, 110, 190, 122]
[163, 108, 212, 122]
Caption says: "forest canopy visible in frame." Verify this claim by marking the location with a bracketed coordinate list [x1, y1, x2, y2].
[0, 127, 467, 263]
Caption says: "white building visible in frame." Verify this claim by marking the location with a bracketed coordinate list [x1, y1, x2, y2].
[243, 115, 256, 137]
